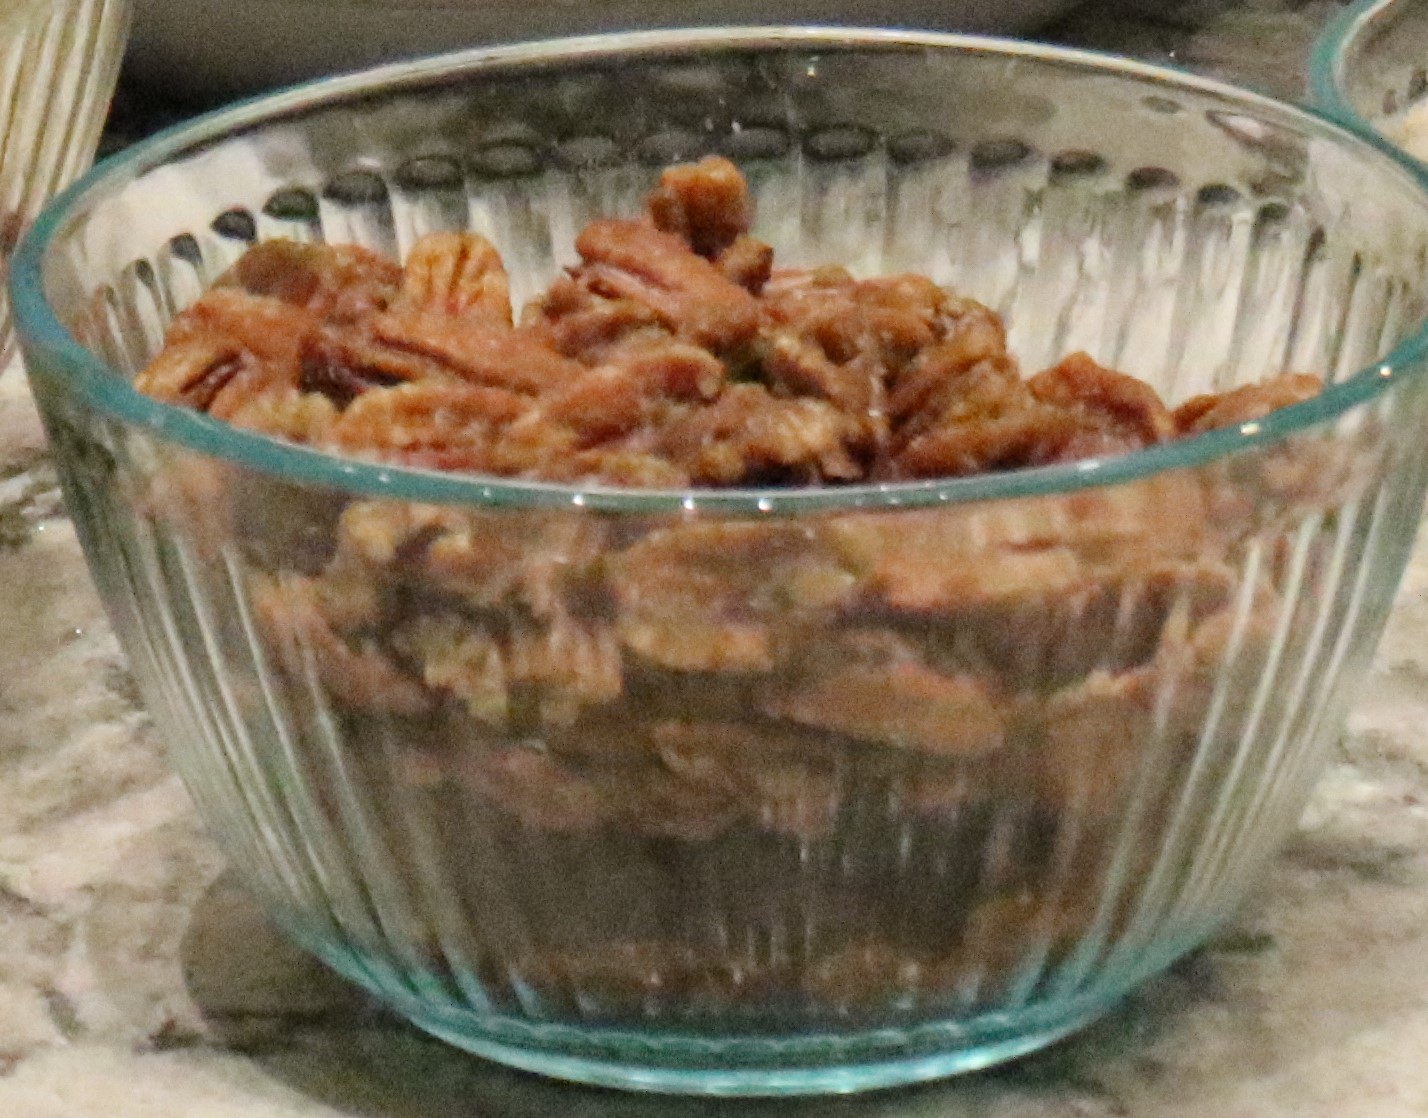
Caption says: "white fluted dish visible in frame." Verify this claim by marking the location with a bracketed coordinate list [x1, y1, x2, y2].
[0, 0, 129, 368]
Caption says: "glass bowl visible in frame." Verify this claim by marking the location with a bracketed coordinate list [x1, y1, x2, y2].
[16, 28, 1428, 1096]
[0, 0, 130, 368]
[1311, 0, 1428, 161]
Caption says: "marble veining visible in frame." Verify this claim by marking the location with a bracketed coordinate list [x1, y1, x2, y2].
[9, 4, 1428, 1114]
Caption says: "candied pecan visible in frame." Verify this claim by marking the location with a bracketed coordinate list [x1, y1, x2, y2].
[954, 582, 1117, 688]
[760, 331, 885, 419]
[221, 239, 403, 322]
[307, 554, 384, 632]
[1029, 595, 1276, 840]
[619, 610, 772, 675]
[825, 510, 1087, 614]
[1128, 557, 1238, 625]
[1070, 470, 1209, 540]
[770, 263, 859, 291]
[765, 654, 1008, 757]
[137, 454, 232, 544]
[651, 720, 842, 839]
[1028, 351, 1176, 459]
[333, 502, 605, 617]
[651, 717, 839, 765]
[886, 300, 1010, 424]
[610, 520, 857, 673]
[299, 323, 453, 406]
[1189, 595, 1281, 664]
[1254, 437, 1364, 515]
[520, 364, 654, 444]
[646, 155, 752, 259]
[134, 334, 250, 410]
[221, 239, 330, 305]
[428, 512, 606, 617]
[252, 574, 429, 715]
[526, 344, 723, 446]
[768, 275, 860, 329]
[392, 614, 508, 725]
[1174, 373, 1323, 434]
[759, 270, 927, 368]
[950, 558, 1237, 689]
[486, 413, 583, 478]
[857, 273, 952, 328]
[859, 303, 940, 369]
[150, 290, 316, 423]
[457, 746, 618, 832]
[507, 612, 624, 726]
[332, 500, 457, 568]
[225, 388, 339, 443]
[533, 292, 663, 361]
[793, 276, 944, 369]
[527, 270, 586, 320]
[366, 311, 586, 395]
[753, 271, 976, 434]
[658, 383, 870, 485]
[325, 381, 526, 471]
[894, 406, 1082, 478]
[536, 448, 693, 488]
[398, 231, 512, 323]
[1030, 588, 1278, 824]
[717, 235, 774, 294]
[212, 359, 306, 426]
[825, 473, 1217, 620]
[574, 219, 760, 353]
[392, 742, 451, 790]
[166, 287, 320, 374]
[608, 339, 726, 401]
[890, 352, 1101, 479]
[1036, 666, 1159, 824]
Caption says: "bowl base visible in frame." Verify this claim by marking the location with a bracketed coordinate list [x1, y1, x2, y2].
[286, 919, 1209, 1097]
[404, 1001, 1110, 1096]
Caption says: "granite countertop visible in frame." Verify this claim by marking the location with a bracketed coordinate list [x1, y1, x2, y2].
[9, 3, 1428, 1115]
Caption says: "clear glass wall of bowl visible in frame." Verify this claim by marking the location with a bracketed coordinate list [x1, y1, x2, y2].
[0, 0, 130, 368]
[15, 33, 1428, 1095]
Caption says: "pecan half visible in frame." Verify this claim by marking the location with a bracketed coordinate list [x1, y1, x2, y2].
[646, 155, 752, 260]
[574, 219, 760, 353]
[399, 231, 512, 324]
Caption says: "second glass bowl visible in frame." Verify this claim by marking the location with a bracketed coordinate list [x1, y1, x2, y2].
[1311, 0, 1428, 161]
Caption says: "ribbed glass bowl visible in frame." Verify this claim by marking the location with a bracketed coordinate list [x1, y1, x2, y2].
[0, 0, 130, 368]
[1311, 0, 1428, 161]
[15, 28, 1428, 1096]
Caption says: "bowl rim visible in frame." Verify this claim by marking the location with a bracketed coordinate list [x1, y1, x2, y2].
[1309, 0, 1407, 137]
[16, 24, 1428, 515]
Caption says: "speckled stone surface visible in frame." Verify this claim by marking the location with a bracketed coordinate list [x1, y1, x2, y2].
[12, 3, 1428, 1115]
